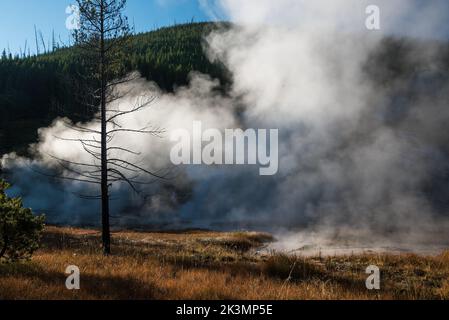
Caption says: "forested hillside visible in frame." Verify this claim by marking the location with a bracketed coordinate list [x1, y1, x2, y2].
[0, 22, 229, 156]
[1, 21, 448, 160]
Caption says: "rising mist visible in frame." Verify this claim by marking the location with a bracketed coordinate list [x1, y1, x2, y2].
[2, 0, 449, 250]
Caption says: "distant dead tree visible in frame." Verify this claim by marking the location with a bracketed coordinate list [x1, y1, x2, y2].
[50, 0, 167, 255]
[34, 25, 40, 55]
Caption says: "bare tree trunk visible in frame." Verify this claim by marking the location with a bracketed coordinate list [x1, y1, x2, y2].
[100, 2, 111, 255]
[0, 235, 8, 259]
[58, 0, 165, 255]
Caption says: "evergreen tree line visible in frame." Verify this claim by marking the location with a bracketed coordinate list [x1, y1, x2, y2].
[0, 22, 230, 156]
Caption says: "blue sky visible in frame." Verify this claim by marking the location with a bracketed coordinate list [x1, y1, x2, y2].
[1, 0, 448, 56]
[0, 0, 212, 55]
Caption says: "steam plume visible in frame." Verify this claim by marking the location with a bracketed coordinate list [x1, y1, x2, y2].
[2, 0, 449, 249]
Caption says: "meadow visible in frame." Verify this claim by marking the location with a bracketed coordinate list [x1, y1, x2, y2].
[0, 226, 448, 300]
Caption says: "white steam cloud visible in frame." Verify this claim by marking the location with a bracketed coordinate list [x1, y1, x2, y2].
[2, 0, 449, 249]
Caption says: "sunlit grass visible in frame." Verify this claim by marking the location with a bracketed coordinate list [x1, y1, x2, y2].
[0, 226, 448, 300]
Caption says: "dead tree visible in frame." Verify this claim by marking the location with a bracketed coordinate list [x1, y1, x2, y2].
[50, 0, 166, 255]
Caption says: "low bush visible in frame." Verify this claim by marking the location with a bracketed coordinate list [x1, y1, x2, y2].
[0, 179, 45, 262]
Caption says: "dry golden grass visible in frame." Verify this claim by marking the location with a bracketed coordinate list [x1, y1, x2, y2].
[0, 226, 448, 300]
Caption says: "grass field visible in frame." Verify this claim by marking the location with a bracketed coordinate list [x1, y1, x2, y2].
[0, 226, 448, 300]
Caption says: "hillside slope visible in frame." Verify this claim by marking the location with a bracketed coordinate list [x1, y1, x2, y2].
[0, 22, 229, 156]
